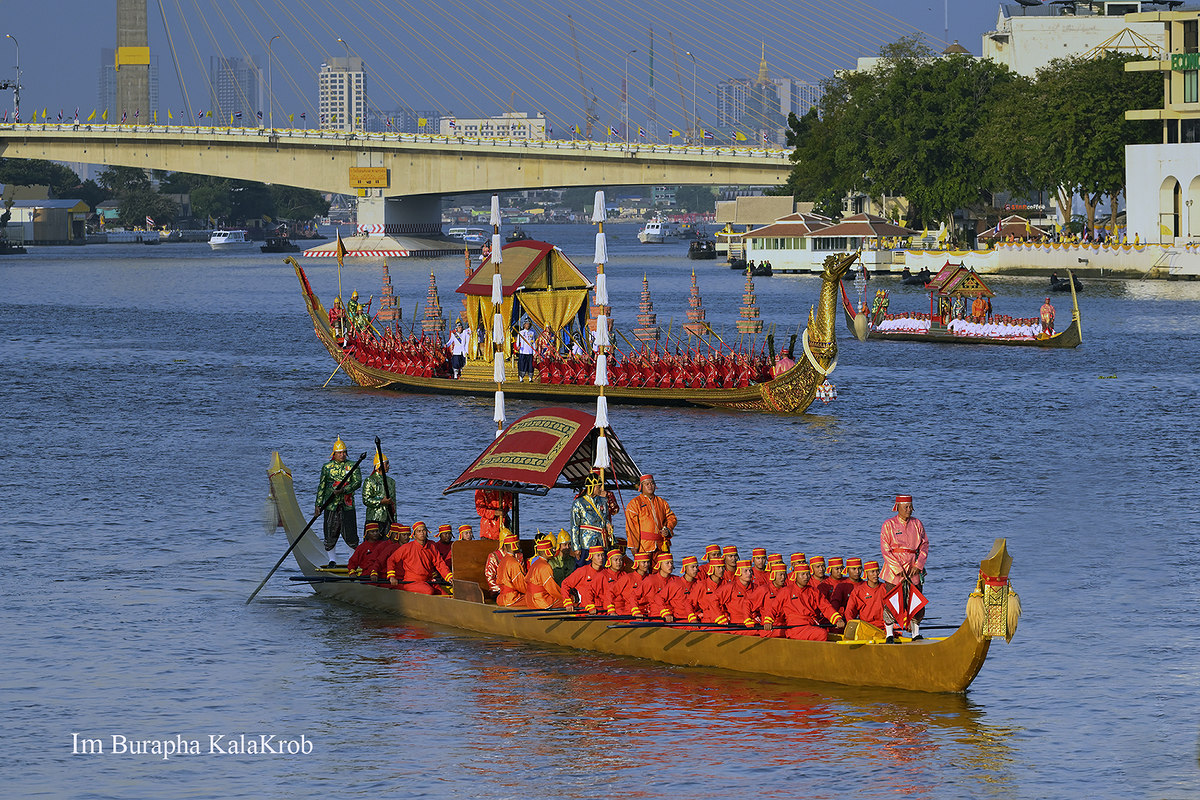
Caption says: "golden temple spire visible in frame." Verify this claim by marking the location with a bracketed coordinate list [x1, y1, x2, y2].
[757, 42, 770, 84]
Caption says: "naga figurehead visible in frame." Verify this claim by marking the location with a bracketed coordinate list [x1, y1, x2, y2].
[802, 251, 860, 373]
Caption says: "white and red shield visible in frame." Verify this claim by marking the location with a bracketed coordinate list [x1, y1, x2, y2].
[884, 583, 928, 628]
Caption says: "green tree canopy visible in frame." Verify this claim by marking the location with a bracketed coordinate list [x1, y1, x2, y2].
[674, 185, 716, 212]
[0, 158, 84, 198]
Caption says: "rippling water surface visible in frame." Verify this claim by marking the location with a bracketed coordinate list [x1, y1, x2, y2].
[2, 226, 1198, 799]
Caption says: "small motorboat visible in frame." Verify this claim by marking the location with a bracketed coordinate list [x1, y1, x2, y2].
[901, 267, 931, 286]
[728, 257, 747, 271]
[209, 230, 253, 250]
[749, 261, 773, 277]
[506, 226, 531, 243]
[261, 236, 301, 253]
[1049, 273, 1083, 292]
[686, 239, 717, 260]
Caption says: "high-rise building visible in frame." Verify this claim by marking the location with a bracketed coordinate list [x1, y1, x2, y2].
[100, 48, 158, 118]
[318, 57, 366, 132]
[716, 48, 816, 136]
[210, 56, 263, 126]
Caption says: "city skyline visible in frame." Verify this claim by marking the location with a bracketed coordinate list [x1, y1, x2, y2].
[0, 1, 997, 134]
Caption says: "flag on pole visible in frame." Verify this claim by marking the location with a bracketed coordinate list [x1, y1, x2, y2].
[299, 112, 305, 121]
[57, 110, 63, 121]
[256, 111, 263, 122]
[197, 110, 204, 120]
[386, 117, 393, 128]
[702, 129, 714, 140]
[670, 129, 681, 138]
[152, 110, 157, 123]
[546, 124, 552, 135]
[335, 229, 348, 268]
[288, 113, 294, 124]
[102, 109, 108, 122]
[121, 111, 127, 123]
[638, 125, 645, 138]
[74, 107, 79, 122]
[134, 109, 139, 119]
[145, 216, 155, 228]
[762, 131, 771, 143]
[233, 111, 242, 120]
[168, 109, 173, 120]
[418, 117, 427, 128]
[574, 124, 581, 136]
[87, 109, 96, 122]
[734, 131, 747, 142]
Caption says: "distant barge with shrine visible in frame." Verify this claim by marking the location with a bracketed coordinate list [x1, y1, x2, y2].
[288, 242, 859, 413]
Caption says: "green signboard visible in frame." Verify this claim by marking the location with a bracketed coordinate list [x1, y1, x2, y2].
[1172, 53, 1200, 72]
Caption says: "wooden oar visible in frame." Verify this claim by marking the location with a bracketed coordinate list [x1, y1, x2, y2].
[246, 451, 370, 604]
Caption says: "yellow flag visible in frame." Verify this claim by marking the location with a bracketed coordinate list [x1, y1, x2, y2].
[734, 131, 748, 141]
[937, 226, 949, 242]
[289, 113, 294, 124]
[152, 110, 157, 123]
[921, 227, 929, 238]
[574, 124, 581, 136]
[102, 109, 108, 121]
[167, 109, 173, 120]
[670, 129, 681, 138]
[335, 229, 348, 268]
[418, 117, 427, 127]
[42, 108, 47, 121]
[1160, 223, 1174, 237]
[87, 109, 96, 122]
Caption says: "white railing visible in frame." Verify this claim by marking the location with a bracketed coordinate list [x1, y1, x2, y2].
[0, 121, 790, 161]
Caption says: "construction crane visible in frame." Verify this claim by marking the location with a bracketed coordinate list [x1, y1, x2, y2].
[667, 32, 691, 142]
[567, 15, 599, 140]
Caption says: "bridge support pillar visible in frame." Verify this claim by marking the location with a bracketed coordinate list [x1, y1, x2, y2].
[356, 194, 443, 237]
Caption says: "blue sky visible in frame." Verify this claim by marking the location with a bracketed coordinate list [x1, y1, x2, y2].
[0, 1, 1002, 129]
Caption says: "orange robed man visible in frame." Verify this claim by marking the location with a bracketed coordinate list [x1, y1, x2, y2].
[624, 474, 677, 556]
[845, 560, 887, 629]
[524, 538, 563, 609]
[386, 521, 452, 594]
[495, 532, 528, 607]
[879, 494, 928, 586]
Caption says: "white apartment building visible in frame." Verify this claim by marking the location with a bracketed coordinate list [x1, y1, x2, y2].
[319, 57, 366, 132]
[439, 111, 546, 139]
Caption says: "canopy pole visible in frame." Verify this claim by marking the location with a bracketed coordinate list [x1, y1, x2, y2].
[592, 190, 612, 517]
[490, 194, 506, 439]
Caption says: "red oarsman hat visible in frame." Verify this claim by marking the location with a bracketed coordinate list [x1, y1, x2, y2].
[790, 552, 806, 565]
[722, 546, 739, 557]
[793, 562, 811, 575]
[893, 494, 914, 511]
[654, 552, 672, 566]
[587, 545, 605, 558]
[709, 560, 725, 573]
[398, 524, 412, 535]
[609, 549, 626, 562]
[768, 553, 784, 564]
[704, 544, 721, 557]
[735, 559, 752, 570]
[458, 524, 472, 534]
[639, 473, 654, 482]
[863, 560, 880, 571]
[633, 551, 652, 564]
[438, 524, 452, 535]
[769, 564, 786, 576]
[828, 557, 844, 569]
[809, 556, 826, 567]
[681, 555, 699, 568]
[534, 538, 553, 553]
[846, 557, 863, 569]
[751, 547, 767, 558]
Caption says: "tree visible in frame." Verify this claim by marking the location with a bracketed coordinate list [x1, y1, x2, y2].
[674, 185, 716, 212]
[0, 158, 83, 198]
[560, 187, 598, 212]
[190, 179, 233, 223]
[269, 185, 330, 221]
[75, 179, 110, 211]
[97, 166, 151, 196]
[117, 187, 179, 227]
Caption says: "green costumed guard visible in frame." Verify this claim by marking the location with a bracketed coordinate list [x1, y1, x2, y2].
[316, 436, 363, 566]
[361, 450, 397, 546]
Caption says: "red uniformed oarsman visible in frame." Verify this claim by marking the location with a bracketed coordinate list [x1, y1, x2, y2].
[432, 523, 454, 565]
[752, 563, 789, 638]
[845, 560, 886, 629]
[600, 548, 629, 614]
[641, 552, 675, 618]
[524, 538, 563, 609]
[788, 552, 806, 579]
[348, 523, 385, 579]
[386, 520, 452, 594]
[822, 557, 844, 601]
[720, 546, 739, 585]
[830, 556, 863, 614]
[703, 544, 721, 565]
[561, 546, 608, 613]
[750, 548, 769, 588]
[483, 528, 513, 597]
[624, 474, 677, 556]
[763, 562, 844, 641]
[692, 559, 726, 623]
[457, 524, 474, 541]
[658, 555, 702, 623]
[613, 550, 653, 616]
[714, 559, 759, 633]
[495, 532, 528, 607]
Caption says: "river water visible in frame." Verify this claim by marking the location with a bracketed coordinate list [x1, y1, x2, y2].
[2, 224, 1198, 799]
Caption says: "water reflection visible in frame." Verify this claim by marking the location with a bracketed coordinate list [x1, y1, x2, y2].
[344, 613, 1017, 799]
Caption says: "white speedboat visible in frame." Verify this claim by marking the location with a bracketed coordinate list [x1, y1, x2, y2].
[209, 230, 252, 249]
[447, 226, 490, 244]
[638, 218, 680, 244]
